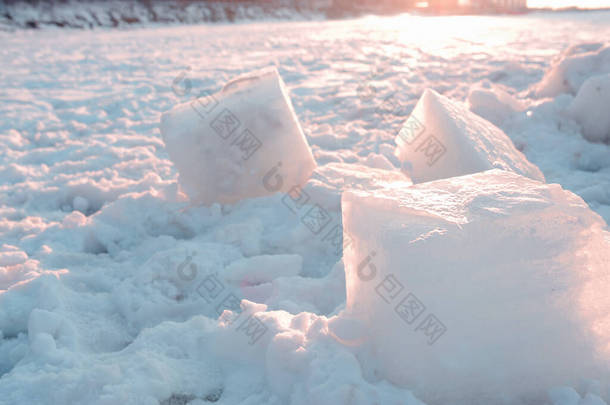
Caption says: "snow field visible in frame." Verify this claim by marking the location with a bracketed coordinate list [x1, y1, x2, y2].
[1, 12, 610, 405]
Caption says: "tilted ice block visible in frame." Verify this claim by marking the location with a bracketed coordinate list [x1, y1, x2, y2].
[394, 89, 544, 184]
[160, 68, 316, 205]
[342, 169, 610, 404]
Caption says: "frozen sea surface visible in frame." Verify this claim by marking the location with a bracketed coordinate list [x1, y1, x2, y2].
[1, 11, 610, 405]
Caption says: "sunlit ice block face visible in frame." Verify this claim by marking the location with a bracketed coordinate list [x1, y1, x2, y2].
[160, 68, 316, 205]
[342, 169, 610, 404]
[394, 88, 544, 184]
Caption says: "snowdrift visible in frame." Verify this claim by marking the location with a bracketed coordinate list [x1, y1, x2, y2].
[535, 43, 610, 98]
[533, 42, 610, 144]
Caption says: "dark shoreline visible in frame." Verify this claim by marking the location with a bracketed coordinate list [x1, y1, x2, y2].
[1, 0, 608, 30]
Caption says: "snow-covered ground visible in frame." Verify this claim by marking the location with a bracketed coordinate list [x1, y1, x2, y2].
[1, 10, 610, 405]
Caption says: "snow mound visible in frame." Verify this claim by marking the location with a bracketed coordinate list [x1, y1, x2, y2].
[567, 73, 610, 143]
[394, 89, 544, 184]
[467, 81, 524, 127]
[342, 169, 610, 404]
[535, 43, 610, 97]
[160, 68, 316, 205]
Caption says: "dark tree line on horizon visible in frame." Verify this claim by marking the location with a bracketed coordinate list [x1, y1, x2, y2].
[0, 0, 532, 30]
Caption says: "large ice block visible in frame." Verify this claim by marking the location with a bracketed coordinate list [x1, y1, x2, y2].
[342, 169, 610, 404]
[394, 89, 544, 184]
[160, 68, 316, 205]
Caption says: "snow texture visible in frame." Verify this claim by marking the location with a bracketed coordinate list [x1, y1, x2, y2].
[535, 43, 610, 97]
[467, 81, 525, 127]
[567, 73, 610, 143]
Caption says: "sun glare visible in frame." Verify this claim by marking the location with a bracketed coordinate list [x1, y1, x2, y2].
[528, 0, 610, 7]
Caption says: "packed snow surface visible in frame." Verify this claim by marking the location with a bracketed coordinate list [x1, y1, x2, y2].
[1, 10, 610, 405]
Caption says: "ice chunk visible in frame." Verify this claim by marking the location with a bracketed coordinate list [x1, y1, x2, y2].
[160, 68, 316, 205]
[342, 169, 610, 404]
[394, 89, 544, 184]
[567, 73, 610, 143]
[535, 43, 610, 97]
